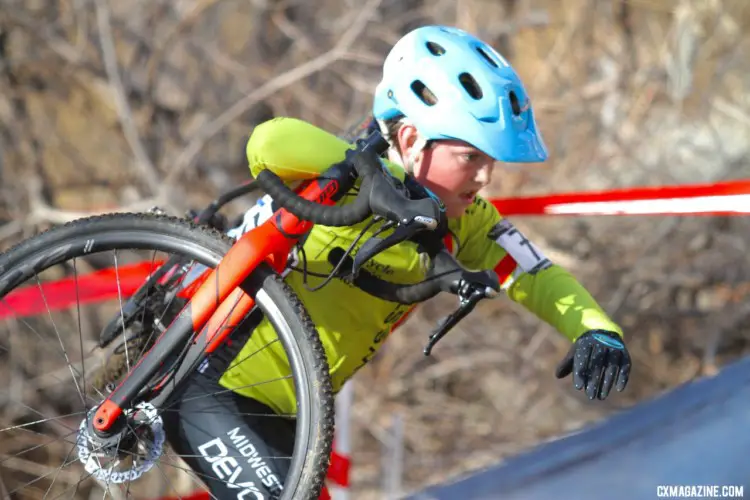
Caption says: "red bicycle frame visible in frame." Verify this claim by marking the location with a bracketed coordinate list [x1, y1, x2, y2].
[91, 174, 344, 432]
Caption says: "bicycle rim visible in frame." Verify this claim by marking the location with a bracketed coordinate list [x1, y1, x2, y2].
[0, 213, 332, 500]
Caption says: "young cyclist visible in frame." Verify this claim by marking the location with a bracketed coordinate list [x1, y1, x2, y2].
[159, 25, 632, 499]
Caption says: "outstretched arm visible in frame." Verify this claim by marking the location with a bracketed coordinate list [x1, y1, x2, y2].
[498, 245, 623, 342]
[453, 197, 622, 340]
[453, 196, 630, 399]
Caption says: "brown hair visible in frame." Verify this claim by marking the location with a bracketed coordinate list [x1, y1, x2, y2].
[380, 115, 434, 157]
[380, 115, 405, 153]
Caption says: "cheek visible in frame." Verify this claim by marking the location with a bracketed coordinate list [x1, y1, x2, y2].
[423, 172, 466, 197]
[413, 150, 475, 217]
[415, 154, 469, 194]
[419, 171, 473, 217]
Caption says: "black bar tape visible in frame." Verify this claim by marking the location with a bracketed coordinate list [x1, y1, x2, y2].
[255, 169, 373, 227]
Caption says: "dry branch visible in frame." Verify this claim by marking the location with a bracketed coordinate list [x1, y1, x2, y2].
[0, 472, 8, 500]
[26, 176, 168, 225]
[0, 10, 86, 65]
[144, 0, 223, 98]
[0, 221, 22, 242]
[94, 0, 161, 194]
[164, 0, 385, 185]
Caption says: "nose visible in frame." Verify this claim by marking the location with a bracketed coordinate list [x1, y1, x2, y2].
[475, 163, 493, 186]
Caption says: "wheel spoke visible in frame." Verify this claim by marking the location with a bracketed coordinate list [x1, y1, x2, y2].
[0, 213, 332, 499]
[73, 258, 90, 417]
[0, 412, 84, 435]
[113, 250, 132, 376]
[158, 374, 292, 414]
[35, 274, 88, 411]
[42, 436, 79, 499]
[0, 299, 86, 380]
[0, 428, 80, 470]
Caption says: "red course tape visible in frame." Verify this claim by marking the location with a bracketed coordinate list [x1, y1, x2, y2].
[492, 179, 750, 216]
[0, 179, 746, 500]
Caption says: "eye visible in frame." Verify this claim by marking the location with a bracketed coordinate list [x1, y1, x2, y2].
[460, 152, 480, 163]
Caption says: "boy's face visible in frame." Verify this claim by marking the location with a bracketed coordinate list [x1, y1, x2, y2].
[397, 125, 496, 218]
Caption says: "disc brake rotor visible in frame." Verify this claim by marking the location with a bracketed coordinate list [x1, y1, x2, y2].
[76, 402, 164, 484]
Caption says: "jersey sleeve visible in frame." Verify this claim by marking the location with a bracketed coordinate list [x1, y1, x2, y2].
[458, 196, 623, 342]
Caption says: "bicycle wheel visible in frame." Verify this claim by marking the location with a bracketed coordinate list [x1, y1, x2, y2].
[0, 213, 333, 500]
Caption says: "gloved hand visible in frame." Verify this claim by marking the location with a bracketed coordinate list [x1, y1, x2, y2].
[555, 329, 631, 400]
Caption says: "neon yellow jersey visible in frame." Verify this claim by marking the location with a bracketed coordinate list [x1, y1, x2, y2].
[219, 117, 623, 416]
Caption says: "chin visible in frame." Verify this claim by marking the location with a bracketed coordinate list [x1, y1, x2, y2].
[445, 201, 471, 218]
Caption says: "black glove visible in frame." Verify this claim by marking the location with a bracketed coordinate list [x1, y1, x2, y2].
[555, 329, 631, 400]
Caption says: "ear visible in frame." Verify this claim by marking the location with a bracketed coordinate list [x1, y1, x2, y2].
[395, 123, 419, 159]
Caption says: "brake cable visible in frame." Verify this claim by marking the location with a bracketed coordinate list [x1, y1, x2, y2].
[295, 215, 395, 292]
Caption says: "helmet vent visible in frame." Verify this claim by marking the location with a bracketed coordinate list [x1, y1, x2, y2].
[426, 41, 446, 56]
[509, 91, 522, 115]
[475, 46, 499, 68]
[459, 73, 483, 100]
[410, 80, 438, 106]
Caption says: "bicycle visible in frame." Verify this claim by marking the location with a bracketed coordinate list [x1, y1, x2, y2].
[0, 129, 500, 499]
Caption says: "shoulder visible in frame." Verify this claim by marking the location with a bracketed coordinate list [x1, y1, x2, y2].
[246, 118, 353, 179]
[246, 117, 333, 152]
[246, 117, 406, 180]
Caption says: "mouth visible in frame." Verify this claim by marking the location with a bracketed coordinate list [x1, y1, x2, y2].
[458, 190, 478, 202]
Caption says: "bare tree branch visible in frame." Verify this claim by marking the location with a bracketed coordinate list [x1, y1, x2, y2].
[163, 0, 384, 187]
[26, 177, 166, 225]
[94, 0, 161, 194]
[271, 6, 315, 54]
[0, 471, 8, 500]
[0, 10, 86, 65]
[145, 0, 223, 99]
[0, 220, 22, 248]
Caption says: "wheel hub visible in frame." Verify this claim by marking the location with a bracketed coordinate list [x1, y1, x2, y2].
[76, 402, 165, 484]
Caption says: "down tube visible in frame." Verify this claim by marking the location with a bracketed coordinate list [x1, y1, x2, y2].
[191, 176, 350, 352]
[91, 175, 348, 432]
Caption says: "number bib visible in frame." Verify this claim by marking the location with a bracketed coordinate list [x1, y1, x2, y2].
[488, 219, 551, 274]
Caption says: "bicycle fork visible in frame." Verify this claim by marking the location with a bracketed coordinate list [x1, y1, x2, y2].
[89, 178, 340, 437]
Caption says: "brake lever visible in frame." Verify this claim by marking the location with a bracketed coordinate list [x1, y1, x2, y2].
[368, 174, 441, 228]
[423, 281, 495, 356]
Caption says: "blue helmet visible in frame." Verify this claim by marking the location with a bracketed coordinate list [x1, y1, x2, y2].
[373, 25, 548, 163]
